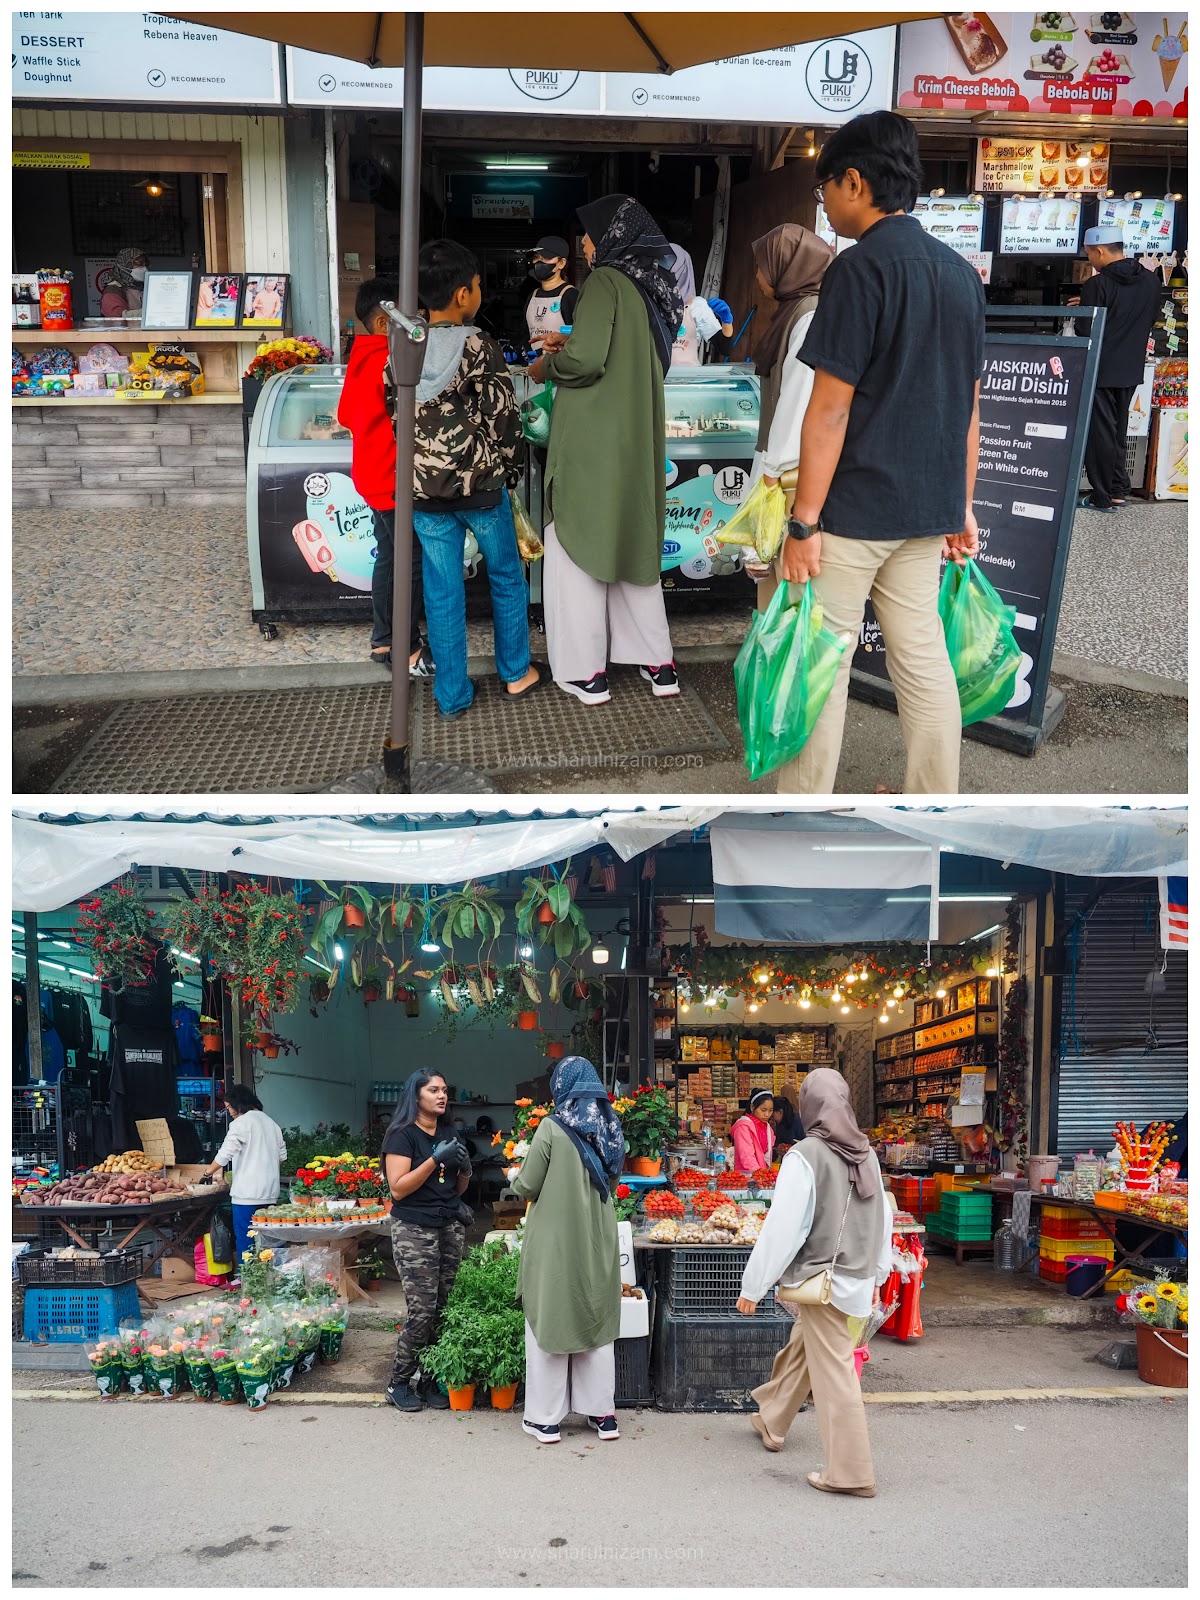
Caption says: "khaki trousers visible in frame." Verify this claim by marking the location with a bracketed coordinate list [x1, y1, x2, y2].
[772, 533, 962, 795]
[751, 1300, 876, 1490]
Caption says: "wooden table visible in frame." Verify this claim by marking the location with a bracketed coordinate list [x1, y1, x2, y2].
[1028, 1193, 1188, 1297]
[27, 1194, 224, 1275]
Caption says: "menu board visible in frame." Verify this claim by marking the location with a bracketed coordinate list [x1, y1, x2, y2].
[896, 13, 1189, 121]
[1094, 196, 1177, 254]
[853, 317, 1101, 732]
[1000, 194, 1082, 254]
[912, 195, 985, 253]
[976, 136, 1110, 193]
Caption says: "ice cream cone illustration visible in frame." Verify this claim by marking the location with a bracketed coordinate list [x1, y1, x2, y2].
[1152, 17, 1186, 92]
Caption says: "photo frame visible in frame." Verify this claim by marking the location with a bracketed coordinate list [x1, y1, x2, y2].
[140, 269, 194, 330]
[193, 271, 243, 329]
[240, 272, 290, 330]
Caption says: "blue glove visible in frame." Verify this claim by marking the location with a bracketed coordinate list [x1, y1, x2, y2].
[707, 297, 733, 327]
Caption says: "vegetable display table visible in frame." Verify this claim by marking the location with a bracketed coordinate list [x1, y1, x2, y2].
[27, 1194, 224, 1276]
[1028, 1194, 1188, 1298]
[248, 1217, 394, 1305]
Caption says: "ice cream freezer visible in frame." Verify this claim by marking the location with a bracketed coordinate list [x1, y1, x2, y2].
[659, 365, 761, 604]
[245, 364, 539, 628]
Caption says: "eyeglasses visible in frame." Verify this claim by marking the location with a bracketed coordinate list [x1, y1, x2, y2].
[811, 183, 825, 205]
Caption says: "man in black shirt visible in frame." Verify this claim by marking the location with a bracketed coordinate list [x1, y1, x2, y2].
[1070, 225, 1162, 512]
[778, 110, 986, 795]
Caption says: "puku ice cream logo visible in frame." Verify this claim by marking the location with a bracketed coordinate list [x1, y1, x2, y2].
[508, 68, 581, 101]
[805, 37, 873, 111]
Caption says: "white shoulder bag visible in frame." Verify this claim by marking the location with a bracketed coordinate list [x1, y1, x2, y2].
[776, 1181, 854, 1307]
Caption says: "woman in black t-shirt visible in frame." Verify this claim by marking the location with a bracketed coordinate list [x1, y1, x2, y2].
[382, 1068, 472, 1413]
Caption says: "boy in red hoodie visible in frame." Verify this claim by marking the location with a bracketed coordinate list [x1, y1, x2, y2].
[337, 279, 433, 676]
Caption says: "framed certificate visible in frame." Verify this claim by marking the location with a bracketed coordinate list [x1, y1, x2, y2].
[193, 272, 243, 329]
[140, 270, 194, 331]
[240, 272, 290, 330]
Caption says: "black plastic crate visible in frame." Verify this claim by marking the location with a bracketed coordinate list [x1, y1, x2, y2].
[657, 1245, 754, 1314]
[615, 1336, 652, 1408]
[652, 1302, 792, 1413]
[16, 1246, 144, 1287]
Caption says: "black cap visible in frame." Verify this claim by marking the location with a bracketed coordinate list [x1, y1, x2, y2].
[531, 235, 569, 259]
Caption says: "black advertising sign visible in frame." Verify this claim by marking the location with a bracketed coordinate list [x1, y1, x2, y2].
[852, 306, 1104, 742]
[255, 462, 376, 622]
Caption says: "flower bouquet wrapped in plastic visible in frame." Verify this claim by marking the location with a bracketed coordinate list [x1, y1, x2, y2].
[85, 1339, 123, 1397]
[319, 1300, 350, 1365]
[234, 1321, 278, 1411]
[209, 1343, 241, 1404]
[117, 1322, 148, 1397]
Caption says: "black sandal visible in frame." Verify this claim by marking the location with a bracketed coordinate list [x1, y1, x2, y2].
[371, 648, 392, 671]
[506, 662, 549, 701]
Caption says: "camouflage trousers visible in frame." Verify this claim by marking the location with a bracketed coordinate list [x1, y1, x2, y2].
[389, 1218, 466, 1388]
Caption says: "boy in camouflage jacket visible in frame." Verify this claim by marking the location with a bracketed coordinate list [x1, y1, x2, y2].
[413, 240, 545, 718]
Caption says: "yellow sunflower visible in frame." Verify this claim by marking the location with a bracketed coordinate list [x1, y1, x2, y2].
[1136, 1294, 1159, 1314]
[1157, 1283, 1180, 1301]
[1179, 1308, 1188, 1326]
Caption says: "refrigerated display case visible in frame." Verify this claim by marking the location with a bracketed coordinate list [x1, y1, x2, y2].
[245, 364, 539, 628]
[659, 365, 760, 602]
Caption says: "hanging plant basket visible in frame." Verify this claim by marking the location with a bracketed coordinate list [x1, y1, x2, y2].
[262, 1045, 280, 1060]
[201, 1032, 223, 1054]
[516, 1011, 539, 1031]
[546, 1040, 566, 1060]
[363, 984, 382, 1004]
[343, 904, 366, 929]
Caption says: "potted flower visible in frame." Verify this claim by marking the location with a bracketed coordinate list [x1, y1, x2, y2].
[615, 1086, 679, 1177]
[516, 864, 592, 962]
[199, 1016, 224, 1054]
[227, 882, 308, 1018]
[613, 1183, 641, 1224]
[355, 1249, 388, 1291]
[1128, 1276, 1188, 1388]
[318, 1303, 349, 1365]
[74, 879, 158, 986]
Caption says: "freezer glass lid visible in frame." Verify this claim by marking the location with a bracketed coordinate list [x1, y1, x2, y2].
[664, 367, 758, 439]
[269, 366, 351, 445]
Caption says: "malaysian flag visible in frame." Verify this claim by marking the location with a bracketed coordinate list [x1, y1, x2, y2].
[1159, 876, 1187, 948]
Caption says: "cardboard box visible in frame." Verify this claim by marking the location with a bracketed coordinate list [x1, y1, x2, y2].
[336, 201, 377, 335]
[491, 1198, 526, 1231]
[136, 1119, 176, 1166]
[515, 1075, 551, 1104]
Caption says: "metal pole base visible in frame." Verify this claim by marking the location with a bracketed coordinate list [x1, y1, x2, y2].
[324, 755, 500, 795]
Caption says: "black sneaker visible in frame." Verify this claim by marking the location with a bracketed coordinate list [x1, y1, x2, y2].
[420, 1376, 450, 1410]
[640, 662, 680, 697]
[385, 1382, 423, 1413]
[560, 671, 611, 706]
[409, 645, 436, 679]
[587, 1414, 620, 1441]
[521, 1419, 561, 1444]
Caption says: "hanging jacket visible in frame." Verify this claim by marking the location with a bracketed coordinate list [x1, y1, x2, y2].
[172, 1003, 204, 1070]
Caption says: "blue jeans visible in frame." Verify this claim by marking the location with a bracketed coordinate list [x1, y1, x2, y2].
[412, 489, 530, 715]
[232, 1203, 258, 1272]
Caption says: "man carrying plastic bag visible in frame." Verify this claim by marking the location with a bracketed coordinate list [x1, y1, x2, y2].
[734, 581, 854, 781]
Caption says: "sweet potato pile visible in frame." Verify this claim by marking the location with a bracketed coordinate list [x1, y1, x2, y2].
[21, 1172, 190, 1206]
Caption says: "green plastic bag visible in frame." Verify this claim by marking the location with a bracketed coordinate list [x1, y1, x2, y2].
[519, 381, 554, 446]
[734, 579, 851, 781]
[938, 558, 1021, 727]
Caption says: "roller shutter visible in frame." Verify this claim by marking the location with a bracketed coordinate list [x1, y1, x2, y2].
[1055, 885, 1187, 1158]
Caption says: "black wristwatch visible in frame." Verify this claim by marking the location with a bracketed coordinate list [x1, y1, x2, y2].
[787, 517, 819, 542]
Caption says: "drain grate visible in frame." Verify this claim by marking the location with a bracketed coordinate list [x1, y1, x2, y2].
[50, 669, 729, 792]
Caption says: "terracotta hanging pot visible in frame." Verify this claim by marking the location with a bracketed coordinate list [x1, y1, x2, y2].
[516, 1011, 539, 1031]
[201, 1033, 223, 1054]
[342, 903, 366, 929]
[262, 1045, 280, 1060]
[254, 1031, 272, 1049]
[546, 1041, 566, 1060]
[537, 902, 557, 926]
[363, 984, 382, 1004]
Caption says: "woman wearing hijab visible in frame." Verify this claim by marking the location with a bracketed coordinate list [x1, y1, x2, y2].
[509, 1056, 625, 1444]
[667, 243, 734, 366]
[528, 195, 683, 708]
[736, 1068, 892, 1497]
[98, 248, 149, 318]
[731, 1089, 776, 1175]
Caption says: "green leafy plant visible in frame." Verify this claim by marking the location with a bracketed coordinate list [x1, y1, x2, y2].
[445, 1242, 520, 1314]
[279, 1122, 367, 1173]
[477, 1306, 526, 1390]
[355, 1250, 388, 1284]
[372, 888, 418, 941]
[562, 971, 607, 1014]
[435, 881, 506, 954]
[419, 1316, 482, 1392]
[516, 863, 592, 962]
[614, 1086, 680, 1160]
[161, 883, 235, 964]
[311, 883, 375, 965]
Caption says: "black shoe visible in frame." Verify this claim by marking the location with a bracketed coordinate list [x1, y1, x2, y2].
[560, 672, 611, 706]
[1077, 495, 1116, 514]
[522, 1419, 561, 1444]
[409, 645, 436, 679]
[385, 1382, 423, 1413]
[420, 1377, 451, 1410]
[371, 649, 392, 671]
[640, 662, 680, 698]
[587, 1413, 620, 1441]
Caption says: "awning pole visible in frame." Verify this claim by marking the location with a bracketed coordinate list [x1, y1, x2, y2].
[383, 9, 427, 792]
[24, 912, 44, 1084]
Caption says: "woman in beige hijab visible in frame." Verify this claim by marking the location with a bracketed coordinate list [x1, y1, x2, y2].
[737, 1067, 892, 1496]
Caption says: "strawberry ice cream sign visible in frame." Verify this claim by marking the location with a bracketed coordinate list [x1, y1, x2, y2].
[896, 14, 1187, 120]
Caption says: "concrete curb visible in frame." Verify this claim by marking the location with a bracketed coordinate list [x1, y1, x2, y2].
[1050, 651, 1187, 700]
[11, 1383, 1183, 1406]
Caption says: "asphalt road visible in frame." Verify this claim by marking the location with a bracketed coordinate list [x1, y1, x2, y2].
[13, 1325, 1187, 1589]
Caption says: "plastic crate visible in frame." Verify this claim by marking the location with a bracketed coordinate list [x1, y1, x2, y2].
[22, 1282, 140, 1343]
[657, 1246, 755, 1314]
[615, 1336, 653, 1408]
[1039, 1219, 1108, 1240]
[17, 1246, 144, 1288]
[653, 1302, 791, 1412]
[1039, 1237, 1115, 1261]
[939, 1194, 993, 1214]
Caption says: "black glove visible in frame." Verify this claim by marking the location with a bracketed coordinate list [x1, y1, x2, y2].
[431, 1137, 462, 1168]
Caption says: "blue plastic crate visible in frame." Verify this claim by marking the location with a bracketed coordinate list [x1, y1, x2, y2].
[23, 1282, 140, 1343]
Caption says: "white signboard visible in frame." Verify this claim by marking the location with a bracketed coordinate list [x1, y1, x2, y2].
[912, 195, 985, 254]
[1127, 362, 1155, 440]
[976, 135, 1110, 194]
[1094, 196, 1176, 255]
[999, 195, 1082, 255]
[607, 29, 895, 123]
[83, 257, 118, 317]
[286, 50, 603, 113]
[471, 193, 535, 221]
[12, 12, 282, 104]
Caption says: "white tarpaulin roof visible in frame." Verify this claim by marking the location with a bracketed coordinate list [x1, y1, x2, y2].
[10, 804, 1185, 913]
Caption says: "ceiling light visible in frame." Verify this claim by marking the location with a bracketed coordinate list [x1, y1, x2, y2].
[145, 177, 165, 197]
[748, 1002, 759, 1014]
[519, 943, 534, 959]
[39, 960, 66, 972]
[591, 944, 610, 965]
[333, 943, 345, 961]
[841, 1005, 850, 1015]
[893, 986, 905, 999]
[969, 924, 1003, 941]
[679, 1002, 689, 1014]
[53, 940, 72, 950]
[485, 161, 548, 171]
[421, 939, 440, 954]
[887, 999, 895, 1009]
[831, 988, 841, 1003]
[799, 999, 811, 1010]
[936, 988, 947, 999]
[986, 966, 999, 977]
[170, 947, 199, 962]
[845, 972, 857, 985]
[754, 968, 771, 985]
[804, 128, 817, 157]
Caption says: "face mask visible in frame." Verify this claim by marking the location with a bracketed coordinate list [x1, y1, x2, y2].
[131, 266, 147, 282]
[529, 261, 557, 282]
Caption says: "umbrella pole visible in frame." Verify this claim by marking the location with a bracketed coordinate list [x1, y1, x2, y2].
[382, 9, 426, 792]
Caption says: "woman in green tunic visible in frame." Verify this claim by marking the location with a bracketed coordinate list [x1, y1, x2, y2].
[529, 196, 683, 707]
[510, 1056, 625, 1443]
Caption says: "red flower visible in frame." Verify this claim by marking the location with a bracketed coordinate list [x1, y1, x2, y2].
[616, 1184, 631, 1200]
